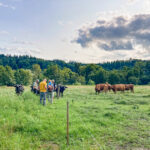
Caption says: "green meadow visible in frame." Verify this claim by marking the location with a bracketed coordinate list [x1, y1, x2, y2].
[0, 86, 150, 150]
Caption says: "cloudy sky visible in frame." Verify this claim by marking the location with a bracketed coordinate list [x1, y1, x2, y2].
[0, 0, 150, 63]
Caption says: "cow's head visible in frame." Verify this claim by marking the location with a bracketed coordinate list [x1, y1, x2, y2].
[110, 85, 115, 90]
[60, 86, 68, 91]
[105, 82, 111, 90]
[14, 84, 24, 90]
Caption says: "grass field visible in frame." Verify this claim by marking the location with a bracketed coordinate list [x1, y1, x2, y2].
[0, 86, 150, 150]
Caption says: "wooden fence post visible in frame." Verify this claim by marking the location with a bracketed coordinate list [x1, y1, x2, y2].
[57, 84, 60, 99]
[67, 101, 69, 145]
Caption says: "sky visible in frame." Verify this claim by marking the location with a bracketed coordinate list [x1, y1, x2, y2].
[0, 0, 150, 63]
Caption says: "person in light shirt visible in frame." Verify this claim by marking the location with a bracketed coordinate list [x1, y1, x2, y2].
[33, 79, 39, 94]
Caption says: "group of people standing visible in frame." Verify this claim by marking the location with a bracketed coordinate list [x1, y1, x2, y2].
[32, 79, 55, 106]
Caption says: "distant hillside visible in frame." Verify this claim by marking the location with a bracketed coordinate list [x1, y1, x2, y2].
[0, 54, 75, 71]
[0, 54, 149, 71]
[98, 59, 146, 70]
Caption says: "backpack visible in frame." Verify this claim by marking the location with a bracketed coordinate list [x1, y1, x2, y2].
[48, 85, 53, 92]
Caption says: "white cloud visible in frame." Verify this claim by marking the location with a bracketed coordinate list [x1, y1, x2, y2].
[75, 14, 150, 52]
[71, 12, 150, 63]
[0, 46, 41, 57]
[0, 2, 16, 10]
[13, 39, 35, 45]
[127, 0, 139, 5]
[58, 20, 73, 26]
[58, 21, 65, 26]
[127, 0, 150, 5]
[0, 37, 41, 57]
[126, 0, 150, 12]
[0, 30, 9, 35]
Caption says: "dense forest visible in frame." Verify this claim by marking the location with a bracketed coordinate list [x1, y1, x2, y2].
[0, 54, 150, 86]
[0, 54, 143, 70]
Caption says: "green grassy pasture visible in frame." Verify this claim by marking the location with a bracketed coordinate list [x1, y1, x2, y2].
[0, 86, 150, 150]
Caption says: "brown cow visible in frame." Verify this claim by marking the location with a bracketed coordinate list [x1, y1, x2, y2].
[95, 84, 106, 94]
[125, 84, 134, 93]
[111, 84, 125, 94]
[95, 82, 111, 94]
[105, 82, 111, 92]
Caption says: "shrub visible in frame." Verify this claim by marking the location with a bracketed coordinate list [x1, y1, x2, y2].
[87, 79, 95, 85]
[73, 82, 81, 85]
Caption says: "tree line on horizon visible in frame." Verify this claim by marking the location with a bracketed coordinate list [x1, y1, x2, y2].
[0, 54, 150, 86]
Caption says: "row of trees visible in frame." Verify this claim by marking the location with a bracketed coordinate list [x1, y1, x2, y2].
[0, 66, 32, 86]
[0, 64, 85, 86]
[74, 61, 150, 85]
[0, 54, 75, 70]
[0, 54, 145, 71]
[0, 60, 150, 86]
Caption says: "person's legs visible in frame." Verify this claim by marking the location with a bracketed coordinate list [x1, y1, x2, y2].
[40, 92, 43, 104]
[33, 88, 36, 94]
[43, 92, 46, 106]
[35, 89, 38, 94]
[50, 92, 53, 104]
[47, 92, 50, 102]
[52, 91, 54, 98]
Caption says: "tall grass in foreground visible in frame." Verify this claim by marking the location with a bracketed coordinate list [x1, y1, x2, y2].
[0, 86, 150, 150]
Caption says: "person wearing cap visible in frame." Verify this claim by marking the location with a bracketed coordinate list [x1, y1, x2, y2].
[33, 79, 39, 94]
[39, 79, 47, 106]
[47, 80, 54, 104]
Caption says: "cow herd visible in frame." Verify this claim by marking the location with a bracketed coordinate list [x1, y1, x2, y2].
[95, 83, 134, 94]
[13, 83, 134, 96]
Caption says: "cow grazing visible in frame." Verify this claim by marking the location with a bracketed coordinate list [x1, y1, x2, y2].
[105, 82, 111, 92]
[14, 84, 24, 95]
[95, 84, 105, 94]
[55, 85, 67, 97]
[125, 84, 134, 93]
[111, 84, 125, 94]
[95, 83, 111, 94]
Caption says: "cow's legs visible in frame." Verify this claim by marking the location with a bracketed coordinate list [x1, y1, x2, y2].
[95, 90, 98, 95]
[61, 92, 63, 97]
[131, 88, 134, 93]
[121, 90, 125, 93]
